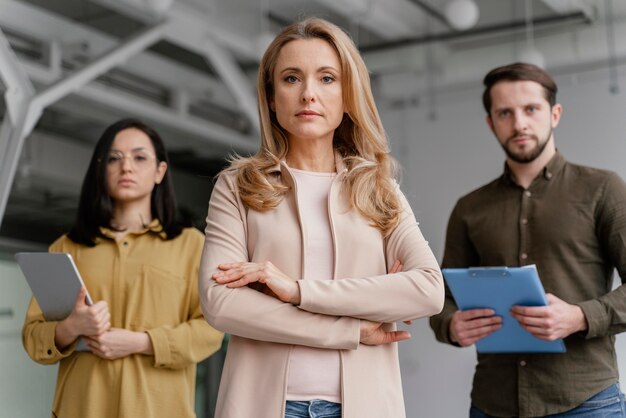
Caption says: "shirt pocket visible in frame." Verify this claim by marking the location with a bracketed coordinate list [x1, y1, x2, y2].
[127, 264, 186, 330]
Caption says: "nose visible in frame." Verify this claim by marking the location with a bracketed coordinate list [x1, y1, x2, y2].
[301, 81, 316, 103]
[513, 110, 528, 132]
[121, 155, 134, 172]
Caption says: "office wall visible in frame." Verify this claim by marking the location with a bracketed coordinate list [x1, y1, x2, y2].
[383, 66, 626, 417]
[0, 256, 57, 418]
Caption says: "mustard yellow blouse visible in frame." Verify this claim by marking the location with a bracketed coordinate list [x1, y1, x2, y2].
[22, 221, 223, 418]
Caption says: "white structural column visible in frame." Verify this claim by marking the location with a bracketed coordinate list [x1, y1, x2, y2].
[0, 27, 35, 230]
[0, 22, 166, 227]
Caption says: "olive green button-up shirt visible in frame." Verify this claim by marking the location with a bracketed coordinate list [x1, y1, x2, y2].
[23, 222, 224, 418]
[430, 152, 626, 417]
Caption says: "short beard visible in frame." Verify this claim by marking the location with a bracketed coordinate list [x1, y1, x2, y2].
[502, 129, 551, 164]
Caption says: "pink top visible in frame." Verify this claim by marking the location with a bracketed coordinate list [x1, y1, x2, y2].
[286, 168, 340, 403]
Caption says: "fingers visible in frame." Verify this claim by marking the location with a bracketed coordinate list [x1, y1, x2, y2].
[214, 262, 275, 288]
[451, 310, 502, 347]
[79, 302, 110, 336]
[389, 260, 402, 274]
[385, 330, 412, 343]
[215, 269, 265, 288]
[74, 286, 88, 307]
[457, 308, 497, 320]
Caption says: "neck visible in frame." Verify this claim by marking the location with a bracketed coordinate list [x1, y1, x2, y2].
[507, 138, 556, 189]
[286, 139, 335, 172]
[111, 201, 152, 235]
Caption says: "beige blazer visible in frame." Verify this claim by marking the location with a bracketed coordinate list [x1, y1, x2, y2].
[199, 158, 444, 418]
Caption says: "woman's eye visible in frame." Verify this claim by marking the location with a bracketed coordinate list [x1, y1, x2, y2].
[285, 75, 298, 83]
[322, 75, 335, 83]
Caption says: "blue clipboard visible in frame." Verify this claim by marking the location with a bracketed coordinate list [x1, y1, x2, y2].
[443, 265, 566, 353]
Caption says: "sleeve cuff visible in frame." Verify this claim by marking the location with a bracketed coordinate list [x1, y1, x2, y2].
[578, 299, 608, 339]
[146, 328, 172, 368]
[41, 322, 75, 361]
[297, 280, 311, 310]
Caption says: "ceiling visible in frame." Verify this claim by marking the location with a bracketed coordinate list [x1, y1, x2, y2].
[1, 0, 625, 249]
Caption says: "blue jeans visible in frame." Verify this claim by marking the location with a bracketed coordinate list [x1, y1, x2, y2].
[285, 400, 342, 418]
[469, 383, 626, 417]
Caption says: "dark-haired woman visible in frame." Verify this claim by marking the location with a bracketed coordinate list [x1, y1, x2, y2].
[22, 118, 223, 418]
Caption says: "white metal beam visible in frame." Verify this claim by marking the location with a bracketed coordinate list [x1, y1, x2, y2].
[0, 0, 256, 146]
[0, 1, 238, 111]
[167, 1, 259, 61]
[0, 28, 34, 125]
[314, 0, 423, 39]
[75, 82, 258, 153]
[26, 22, 166, 136]
[199, 37, 259, 133]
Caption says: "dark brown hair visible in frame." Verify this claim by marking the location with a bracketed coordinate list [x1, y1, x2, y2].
[482, 62, 557, 114]
[68, 118, 188, 246]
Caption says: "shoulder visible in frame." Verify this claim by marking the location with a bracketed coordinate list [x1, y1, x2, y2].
[213, 169, 241, 196]
[170, 226, 204, 247]
[454, 177, 502, 209]
[48, 234, 76, 252]
[563, 161, 626, 191]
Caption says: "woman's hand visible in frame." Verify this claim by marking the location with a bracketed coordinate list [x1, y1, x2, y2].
[85, 328, 154, 360]
[213, 261, 301, 304]
[55, 287, 111, 349]
[359, 320, 411, 346]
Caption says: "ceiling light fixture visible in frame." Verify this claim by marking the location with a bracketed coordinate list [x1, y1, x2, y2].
[444, 0, 480, 31]
[518, 0, 545, 68]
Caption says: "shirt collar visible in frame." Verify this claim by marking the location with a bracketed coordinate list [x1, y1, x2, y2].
[99, 218, 166, 240]
[502, 150, 566, 186]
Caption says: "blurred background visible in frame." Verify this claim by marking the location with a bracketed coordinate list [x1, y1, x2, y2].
[1, 0, 625, 416]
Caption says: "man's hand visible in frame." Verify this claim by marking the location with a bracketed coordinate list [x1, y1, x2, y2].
[85, 328, 153, 360]
[359, 320, 411, 346]
[449, 309, 502, 347]
[213, 261, 301, 304]
[510, 293, 587, 341]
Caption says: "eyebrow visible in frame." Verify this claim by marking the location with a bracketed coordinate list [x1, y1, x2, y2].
[279, 65, 340, 74]
[110, 147, 149, 153]
[494, 102, 543, 112]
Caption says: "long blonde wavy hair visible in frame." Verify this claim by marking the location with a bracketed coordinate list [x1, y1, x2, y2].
[227, 17, 402, 235]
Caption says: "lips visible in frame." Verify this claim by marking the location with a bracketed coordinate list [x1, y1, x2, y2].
[118, 178, 136, 186]
[296, 110, 321, 116]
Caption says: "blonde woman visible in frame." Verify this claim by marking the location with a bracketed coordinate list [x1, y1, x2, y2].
[199, 18, 444, 418]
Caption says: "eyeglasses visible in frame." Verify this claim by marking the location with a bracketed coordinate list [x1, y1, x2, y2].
[105, 150, 157, 169]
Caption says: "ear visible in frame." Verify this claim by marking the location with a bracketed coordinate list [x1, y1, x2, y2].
[154, 161, 167, 185]
[551, 103, 563, 129]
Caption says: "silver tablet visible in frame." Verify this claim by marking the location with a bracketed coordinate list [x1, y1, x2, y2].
[15, 252, 94, 351]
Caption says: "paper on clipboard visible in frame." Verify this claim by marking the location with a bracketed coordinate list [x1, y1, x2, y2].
[443, 265, 566, 353]
[15, 252, 93, 352]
